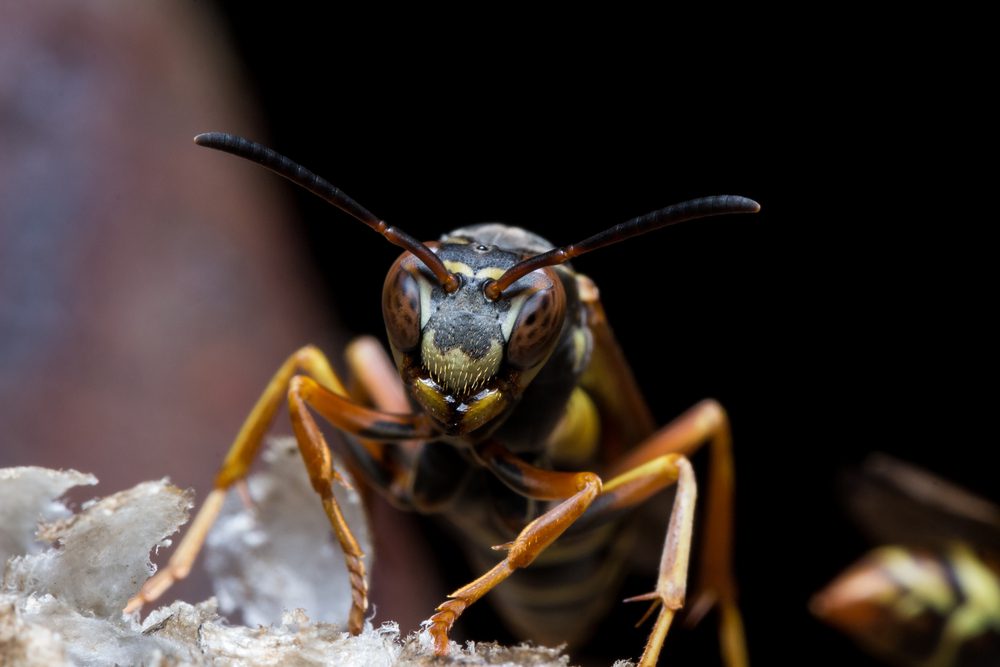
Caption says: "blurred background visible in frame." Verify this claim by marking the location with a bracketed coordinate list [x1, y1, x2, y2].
[1, 3, 988, 666]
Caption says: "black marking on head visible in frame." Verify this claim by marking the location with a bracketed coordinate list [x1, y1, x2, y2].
[428, 310, 500, 358]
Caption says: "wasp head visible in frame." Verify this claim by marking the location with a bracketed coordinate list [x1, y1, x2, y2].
[382, 226, 566, 438]
[191, 133, 758, 441]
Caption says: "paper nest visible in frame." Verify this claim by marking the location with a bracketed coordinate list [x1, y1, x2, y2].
[0, 439, 587, 667]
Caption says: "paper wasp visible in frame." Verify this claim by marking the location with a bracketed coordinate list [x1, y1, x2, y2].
[125, 132, 759, 666]
[812, 455, 1000, 667]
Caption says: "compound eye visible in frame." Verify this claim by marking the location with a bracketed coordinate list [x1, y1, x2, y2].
[507, 285, 566, 369]
[382, 259, 422, 352]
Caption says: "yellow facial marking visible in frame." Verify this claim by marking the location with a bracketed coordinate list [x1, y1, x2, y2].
[416, 273, 434, 329]
[501, 294, 527, 340]
[443, 260, 474, 276]
[421, 331, 503, 395]
[475, 267, 506, 281]
[430, 262, 507, 284]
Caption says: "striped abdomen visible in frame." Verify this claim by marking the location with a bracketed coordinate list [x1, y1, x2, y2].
[812, 544, 1000, 667]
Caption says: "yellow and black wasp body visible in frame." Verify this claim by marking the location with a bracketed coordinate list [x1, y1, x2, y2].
[127, 132, 759, 666]
[813, 455, 1000, 667]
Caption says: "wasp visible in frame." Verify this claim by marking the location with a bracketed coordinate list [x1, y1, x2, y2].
[812, 455, 1000, 667]
[125, 132, 759, 666]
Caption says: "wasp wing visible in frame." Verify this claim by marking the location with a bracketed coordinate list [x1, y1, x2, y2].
[846, 453, 1000, 551]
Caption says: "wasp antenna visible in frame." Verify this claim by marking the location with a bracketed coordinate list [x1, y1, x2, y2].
[484, 195, 760, 300]
[194, 132, 459, 293]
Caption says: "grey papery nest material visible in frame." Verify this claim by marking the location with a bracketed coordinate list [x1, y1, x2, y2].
[0, 440, 591, 667]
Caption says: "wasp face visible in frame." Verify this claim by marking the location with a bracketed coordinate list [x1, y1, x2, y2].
[382, 228, 566, 437]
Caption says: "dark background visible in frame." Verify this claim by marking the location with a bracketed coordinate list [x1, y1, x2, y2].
[2, 4, 986, 665]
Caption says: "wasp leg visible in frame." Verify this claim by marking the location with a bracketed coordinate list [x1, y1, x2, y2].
[345, 335, 409, 412]
[125, 345, 341, 614]
[600, 455, 699, 667]
[125, 345, 434, 634]
[340, 336, 416, 498]
[284, 375, 436, 634]
[485, 435, 715, 667]
[286, 374, 367, 633]
[595, 399, 745, 667]
[427, 442, 603, 654]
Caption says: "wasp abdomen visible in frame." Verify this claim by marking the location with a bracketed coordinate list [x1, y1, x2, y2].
[813, 545, 1000, 667]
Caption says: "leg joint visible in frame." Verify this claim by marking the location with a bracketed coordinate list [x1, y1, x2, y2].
[695, 398, 728, 433]
[287, 373, 310, 400]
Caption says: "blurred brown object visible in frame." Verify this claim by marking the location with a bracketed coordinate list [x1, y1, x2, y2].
[0, 1, 325, 504]
[0, 1, 440, 629]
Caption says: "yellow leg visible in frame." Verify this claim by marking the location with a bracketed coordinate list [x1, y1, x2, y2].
[608, 454, 697, 667]
[604, 399, 746, 667]
[126, 345, 340, 614]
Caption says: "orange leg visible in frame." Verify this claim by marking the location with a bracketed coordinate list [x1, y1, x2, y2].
[345, 336, 410, 413]
[286, 374, 366, 631]
[287, 373, 435, 631]
[341, 336, 419, 499]
[428, 442, 603, 653]
[125, 344, 434, 634]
